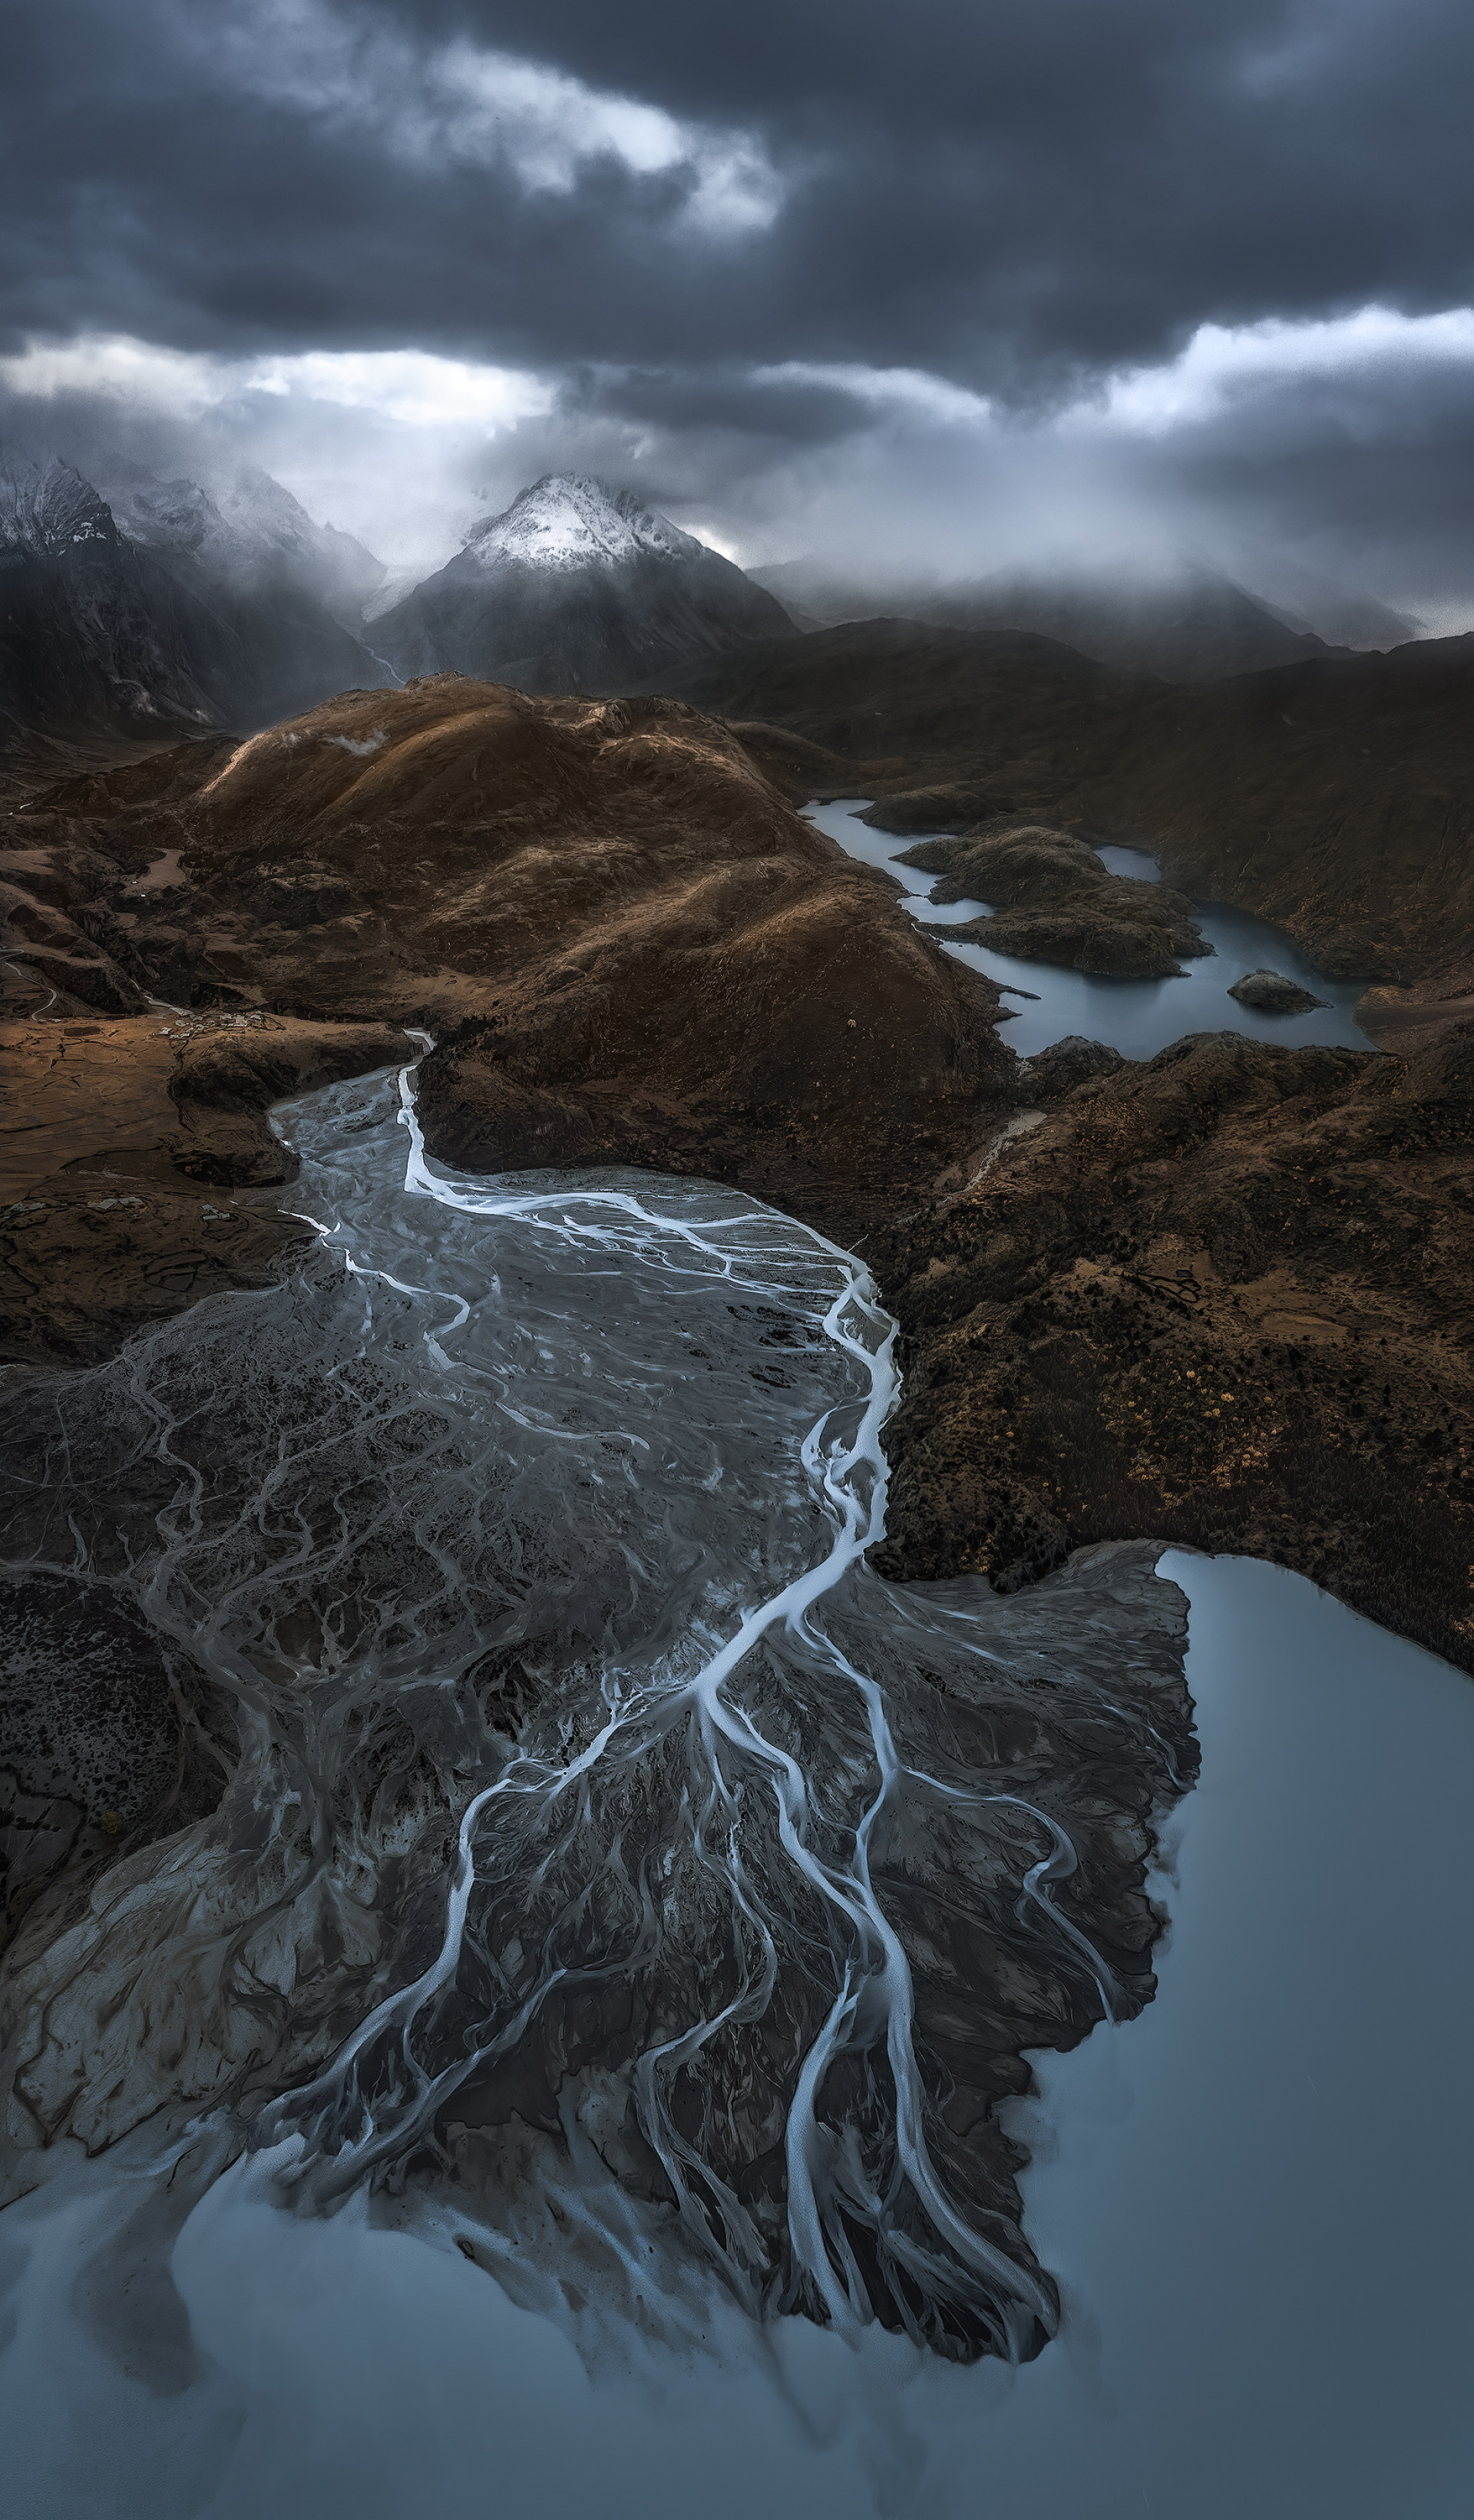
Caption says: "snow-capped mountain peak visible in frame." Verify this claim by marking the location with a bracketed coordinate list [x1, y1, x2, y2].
[462, 475, 702, 574]
[0, 449, 117, 557]
[373, 469, 792, 689]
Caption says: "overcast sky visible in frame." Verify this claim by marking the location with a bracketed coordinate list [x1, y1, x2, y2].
[3, 0, 1473, 621]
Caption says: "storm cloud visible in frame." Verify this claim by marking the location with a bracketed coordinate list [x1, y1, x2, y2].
[4, 0, 1474, 614]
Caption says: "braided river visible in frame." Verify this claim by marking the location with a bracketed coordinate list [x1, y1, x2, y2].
[2, 1026, 1471, 2519]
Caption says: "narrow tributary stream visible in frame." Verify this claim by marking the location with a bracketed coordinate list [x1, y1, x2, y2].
[2, 1037, 1470, 2520]
[0, 1047, 1188, 2359]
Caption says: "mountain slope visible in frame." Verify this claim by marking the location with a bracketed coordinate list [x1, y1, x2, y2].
[748, 560, 1349, 682]
[663, 614, 1474, 993]
[373, 475, 795, 693]
[0, 451, 395, 756]
[1, 452, 226, 749]
[922, 569, 1344, 681]
[104, 465, 388, 630]
[661, 614, 1161, 764]
[101, 463, 397, 723]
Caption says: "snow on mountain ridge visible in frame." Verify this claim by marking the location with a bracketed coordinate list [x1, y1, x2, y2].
[0, 449, 117, 557]
[102, 462, 388, 627]
[107, 471, 237, 566]
[464, 474, 703, 574]
[109, 468, 312, 580]
[215, 467, 383, 594]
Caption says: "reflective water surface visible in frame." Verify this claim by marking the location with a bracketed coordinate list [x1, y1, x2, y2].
[805, 799, 1375, 1059]
[0, 1050, 1190, 2383]
[0, 977, 1466, 2516]
[3, 1556, 1470, 2520]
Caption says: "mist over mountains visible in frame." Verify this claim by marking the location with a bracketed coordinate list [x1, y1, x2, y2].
[0, 449, 395, 757]
[750, 558, 1423, 683]
[0, 441, 1436, 769]
[372, 475, 795, 691]
[102, 465, 388, 633]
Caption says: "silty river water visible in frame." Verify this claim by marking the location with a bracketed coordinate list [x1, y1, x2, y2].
[1, 893, 1469, 2518]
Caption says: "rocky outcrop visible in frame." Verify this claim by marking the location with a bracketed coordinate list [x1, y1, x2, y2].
[1228, 967, 1327, 1013]
[868, 1025, 1474, 1672]
[1015, 1034, 1128, 1096]
[0, 1010, 407, 1361]
[897, 822, 1211, 977]
[859, 780, 1013, 833]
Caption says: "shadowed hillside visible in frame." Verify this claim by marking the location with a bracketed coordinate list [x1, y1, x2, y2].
[2, 673, 1012, 1358]
[664, 620, 1474, 1002]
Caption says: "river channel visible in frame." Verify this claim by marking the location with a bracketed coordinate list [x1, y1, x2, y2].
[2, 994, 1470, 2515]
[803, 799, 1375, 1059]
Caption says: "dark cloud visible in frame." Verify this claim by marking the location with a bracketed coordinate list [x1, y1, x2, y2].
[5, 0, 1472, 377]
[2, 0, 1473, 613]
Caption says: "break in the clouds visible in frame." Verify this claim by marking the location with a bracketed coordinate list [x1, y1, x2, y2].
[3, 0, 1474, 617]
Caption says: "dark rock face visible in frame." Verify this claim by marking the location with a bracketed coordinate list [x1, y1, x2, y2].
[374, 475, 795, 696]
[897, 823, 1211, 977]
[1016, 1035, 1129, 1096]
[100, 464, 398, 729]
[669, 619, 1474, 1003]
[1, 458, 226, 749]
[0, 450, 395, 754]
[1228, 967, 1328, 1014]
[104, 465, 388, 636]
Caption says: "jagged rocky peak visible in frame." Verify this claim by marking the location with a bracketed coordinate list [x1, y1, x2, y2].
[216, 465, 382, 590]
[105, 461, 385, 619]
[0, 448, 117, 557]
[113, 460, 348, 567]
[360, 471, 791, 692]
[106, 468, 222, 559]
[0, 446, 397, 749]
[464, 473, 703, 573]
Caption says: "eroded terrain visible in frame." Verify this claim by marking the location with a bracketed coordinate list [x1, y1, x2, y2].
[871, 1027, 1474, 1671]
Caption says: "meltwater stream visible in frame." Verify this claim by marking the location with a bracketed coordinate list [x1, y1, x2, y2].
[3, 1570, 1471, 2520]
[0, 1047, 1191, 2371]
[2, 1051, 1472, 2519]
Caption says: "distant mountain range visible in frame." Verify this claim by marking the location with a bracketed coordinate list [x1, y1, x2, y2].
[0, 449, 395, 756]
[748, 559, 1423, 683]
[102, 463, 388, 633]
[371, 475, 795, 692]
[0, 448, 1430, 771]
[0, 461, 796, 761]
